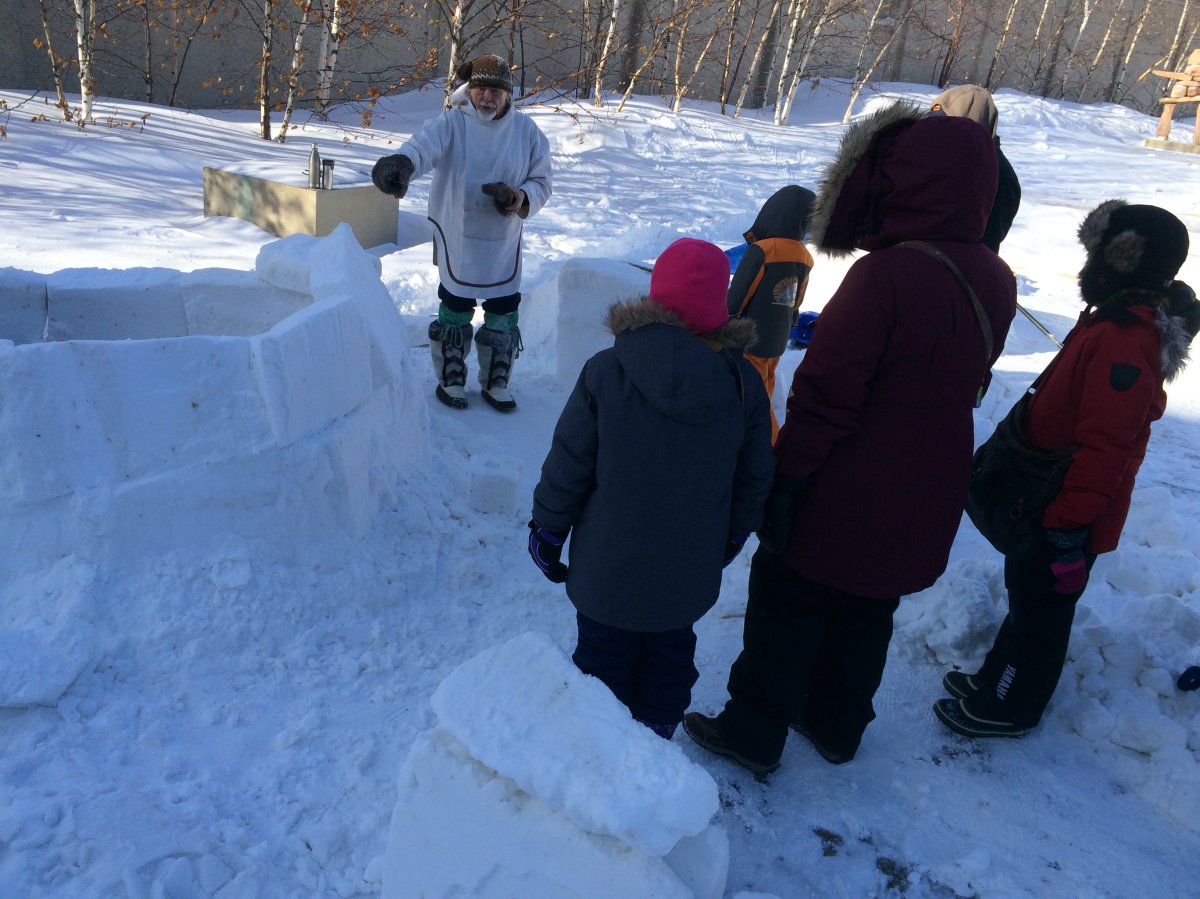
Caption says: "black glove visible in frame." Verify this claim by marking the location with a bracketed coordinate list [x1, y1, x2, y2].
[528, 519, 569, 584]
[372, 154, 414, 198]
[723, 532, 750, 567]
[755, 474, 811, 556]
[1045, 527, 1089, 594]
[482, 181, 519, 215]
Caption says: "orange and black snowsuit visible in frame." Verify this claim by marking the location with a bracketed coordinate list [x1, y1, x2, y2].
[728, 185, 816, 440]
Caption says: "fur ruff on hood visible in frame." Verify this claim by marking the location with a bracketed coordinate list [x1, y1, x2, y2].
[1097, 283, 1200, 383]
[605, 298, 758, 351]
[807, 102, 926, 257]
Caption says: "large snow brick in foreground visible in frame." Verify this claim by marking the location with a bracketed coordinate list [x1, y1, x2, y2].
[0, 225, 427, 583]
[382, 631, 728, 899]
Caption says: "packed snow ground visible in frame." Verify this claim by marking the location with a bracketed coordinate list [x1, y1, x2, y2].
[1, 79, 1199, 897]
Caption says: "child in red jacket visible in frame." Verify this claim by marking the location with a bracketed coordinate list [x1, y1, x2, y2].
[936, 201, 1200, 738]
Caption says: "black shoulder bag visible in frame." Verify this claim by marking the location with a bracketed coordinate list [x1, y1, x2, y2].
[964, 370, 1077, 559]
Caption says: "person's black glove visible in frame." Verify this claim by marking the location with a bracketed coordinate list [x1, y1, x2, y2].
[723, 532, 750, 567]
[372, 154, 414, 198]
[755, 474, 811, 556]
[482, 181, 520, 215]
[1045, 527, 1089, 594]
[528, 519, 569, 583]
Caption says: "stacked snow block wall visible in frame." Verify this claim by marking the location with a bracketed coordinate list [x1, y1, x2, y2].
[382, 632, 729, 899]
[0, 225, 428, 583]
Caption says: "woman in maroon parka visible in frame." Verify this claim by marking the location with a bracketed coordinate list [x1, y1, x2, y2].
[936, 200, 1200, 738]
[684, 102, 1018, 774]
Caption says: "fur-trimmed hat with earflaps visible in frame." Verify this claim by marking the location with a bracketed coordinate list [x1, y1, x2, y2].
[454, 54, 513, 93]
[1078, 200, 1190, 305]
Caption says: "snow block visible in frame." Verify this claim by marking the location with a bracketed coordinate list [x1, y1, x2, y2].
[45, 266, 188, 340]
[0, 228, 428, 583]
[522, 258, 649, 383]
[249, 299, 374, 446]
[0, 267, 47, 344]
[181, 267, 312, 337]
[381, 632, 728, 898]
[0, 618, 95, 708]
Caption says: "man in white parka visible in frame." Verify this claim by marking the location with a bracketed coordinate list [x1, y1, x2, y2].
[371, 54, 553, 412]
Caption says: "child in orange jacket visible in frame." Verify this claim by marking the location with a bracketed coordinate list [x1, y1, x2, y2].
[727, 185, 816, 441]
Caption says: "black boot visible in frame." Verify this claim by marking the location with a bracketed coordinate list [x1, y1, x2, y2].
[429, 320, 472, 409]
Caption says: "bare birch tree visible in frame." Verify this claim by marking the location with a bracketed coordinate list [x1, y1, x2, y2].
[1164, 0, 1193, 71]
[672, 1, 734, 112]
[984, 0, 1022, 89]
[258, 0, 274, 138]
[1056, 0, 1096, 98]
[1107, 0, 1152, 103]
[843, 0, 913, 123]
[593, 0, 621, 105]
[36, 0, 73, 119]
[72, 0, 99, 121]
[734, 0, 784, 115]
[276, 0, 312, 141]
[769, 0, 811, 124]
[313, 0, 346, 117]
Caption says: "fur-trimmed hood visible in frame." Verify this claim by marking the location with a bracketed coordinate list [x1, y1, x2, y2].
[1095, 282, 1200, 382]
[606, 298, 758, 350]
[808, 101, 998, 257]
[602, 298, 759, 426]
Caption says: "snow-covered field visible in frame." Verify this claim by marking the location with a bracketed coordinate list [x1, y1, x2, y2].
[1, 79, 1198, 897]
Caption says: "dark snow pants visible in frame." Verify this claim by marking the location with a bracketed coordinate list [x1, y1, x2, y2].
[572, 612, 699, 728]
[968, 546, 1096, 728]
[719, 547, 899, 766]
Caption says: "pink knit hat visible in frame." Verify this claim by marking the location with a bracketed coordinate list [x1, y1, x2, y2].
[649, 238, 731, 333]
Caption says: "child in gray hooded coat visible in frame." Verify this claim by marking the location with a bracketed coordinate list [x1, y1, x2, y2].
[528, 237, 774, 738]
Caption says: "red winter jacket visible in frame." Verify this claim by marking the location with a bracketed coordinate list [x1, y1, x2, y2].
[1028, 304, 1171, 553]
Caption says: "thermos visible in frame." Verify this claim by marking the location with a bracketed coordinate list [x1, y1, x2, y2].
[307, 144, 321, 189]
[321, 159, 335, 190]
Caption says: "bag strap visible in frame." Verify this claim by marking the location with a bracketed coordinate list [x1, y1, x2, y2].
[896, 240, 994, 365]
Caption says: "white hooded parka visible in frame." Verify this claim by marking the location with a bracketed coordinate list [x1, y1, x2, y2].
[399, 84, 552, 298]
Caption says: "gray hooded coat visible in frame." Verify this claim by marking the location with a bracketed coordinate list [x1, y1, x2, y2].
[532, 301, 774, 632]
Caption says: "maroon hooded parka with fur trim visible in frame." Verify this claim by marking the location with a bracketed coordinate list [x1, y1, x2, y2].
[774, 104, 1018, 598]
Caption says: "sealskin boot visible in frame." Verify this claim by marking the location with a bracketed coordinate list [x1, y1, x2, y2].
[429, 320, 472, 409]
[475, 325, 521, 412]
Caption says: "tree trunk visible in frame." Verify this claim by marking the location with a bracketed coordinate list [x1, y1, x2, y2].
[37, 0, 72, 120]
[1057, 0, 1095, 99]
[673, 3, 734, 113]
[593, 0, 622, 106]
[985, 0, 1022, 89]
[1076, 0, 1120, 101]
[1164, 0, 1192, 71]
[771, 0, 810, 124]
[72, 0, 97, 122]
[735, 0, 784, 115]
[843, 0, 912, 123]
[277, 0, 312, 142]
[1020, 0, 1055, 93]
[259, 0, 274, 139]
[314, 0, 346, 118]
[1108, 0, 1151, 103]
